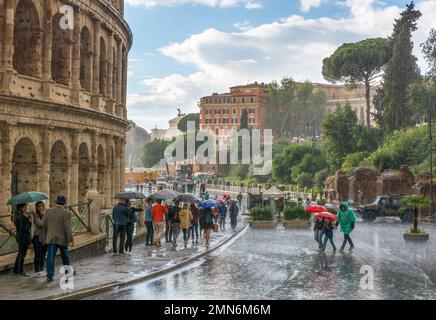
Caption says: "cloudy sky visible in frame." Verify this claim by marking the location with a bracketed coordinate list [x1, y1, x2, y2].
[124, 0, 436, 131]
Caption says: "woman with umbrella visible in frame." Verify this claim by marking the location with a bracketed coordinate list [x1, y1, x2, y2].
[31, 201, 47, 277]
[13, 203, 32, 276]
[315, 212, 339, 253]
[200, 207, 214, 248]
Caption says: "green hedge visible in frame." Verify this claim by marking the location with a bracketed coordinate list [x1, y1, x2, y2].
[251, 206, 274, 221]
[284, 206, 311, 221]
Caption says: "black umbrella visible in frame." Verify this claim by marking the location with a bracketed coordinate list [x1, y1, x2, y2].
[114, 192, 146, 200]
[151, 189, 178, 200]
[173, 193, 201, 203]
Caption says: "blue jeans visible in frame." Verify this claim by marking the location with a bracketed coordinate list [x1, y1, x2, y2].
[314, 229, 323, 248]
[341, 233, 355, 250]
[46, 244, 70, 279]
[323, 234, 336, 251]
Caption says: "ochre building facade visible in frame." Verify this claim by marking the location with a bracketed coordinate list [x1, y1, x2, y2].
[0, 0, 132, 218]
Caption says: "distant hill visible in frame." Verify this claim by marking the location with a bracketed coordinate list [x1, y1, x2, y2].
[125, 121, 151, 168]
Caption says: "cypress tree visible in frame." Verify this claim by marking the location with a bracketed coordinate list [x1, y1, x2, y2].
[378, 2, 421, 132]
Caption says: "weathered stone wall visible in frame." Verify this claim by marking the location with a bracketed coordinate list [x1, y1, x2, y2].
[335, 170, 349, 202]
[325, 175, 336, 203]
[349, 167, 379, 204]
[0, 0, 132, 222]
[376, 166, 415, 196]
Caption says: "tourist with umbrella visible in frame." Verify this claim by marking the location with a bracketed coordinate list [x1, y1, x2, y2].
[179, 203, 193, 247]
[7, 192, 49, 276]
[112, 198, 129, 256]
[168, 201, 181, 247]
[219, 201, 227, 231]
[229, 201, 239, 231]
[125, 199, 143, 255]
[316, 212, 338, 253]
[337, 202, 357, 253]
[31, 201, 47, 277]
[144, 198, 154, 246]
[200, 207, 214, 248]
[13, 203, 32, 276]
[190, 203, 200, 244]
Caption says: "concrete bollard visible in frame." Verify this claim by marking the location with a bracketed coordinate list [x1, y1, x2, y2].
[86, 190, 101, 235]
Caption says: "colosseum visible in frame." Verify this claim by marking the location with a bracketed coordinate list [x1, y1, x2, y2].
[0, 0, 132, 221]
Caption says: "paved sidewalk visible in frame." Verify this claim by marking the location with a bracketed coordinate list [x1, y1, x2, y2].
[0, 219, 248, 300]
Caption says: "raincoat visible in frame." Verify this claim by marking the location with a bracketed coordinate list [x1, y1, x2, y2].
[337, 202, 356, 235]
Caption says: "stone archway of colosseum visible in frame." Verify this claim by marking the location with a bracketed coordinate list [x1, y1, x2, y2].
[51, 12, 72, 86]
[13, 0, 42, 78]
[80, 26, 92, 92]
[97, 144, 106, 197]
[50, 140, 69, 207]
[11, 137, 38, 197]
[78, 142, 90, 203]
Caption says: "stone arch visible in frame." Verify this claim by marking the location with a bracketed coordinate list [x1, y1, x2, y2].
[11, 138, 38, 196]
[80, 26, 92, 92]
[112, 47, 117, 101]
[50, 140, 69, 206]
[51, 13, 71, 85]
[13, 0, 42, 78]
[99, 37, 107, 95]
[121, 44, 127, 105]
[78, 143, 90, 203]
[97, 145, 105, 194]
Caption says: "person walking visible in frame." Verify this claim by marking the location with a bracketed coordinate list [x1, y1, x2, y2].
[13, 203, 32, 276]
[168, 202, 181, 247]
[229, 202, 239, 231]
[337, 202, 357, 253]
[144, 198, 154, 246]
[321, 218, 336, 253]
[219, 203, 227, 231]
[112, 198, 128, 256]
[179, 203, 193, 247]
[125, 199, 143, 255]
[200, 207, 214, 248]
[151, 199, 168, 247]
[190, 203, 200, 244]
[313, 216, 325, 251]
[43, 195, 74, 283]
[31, 201, 47, 277]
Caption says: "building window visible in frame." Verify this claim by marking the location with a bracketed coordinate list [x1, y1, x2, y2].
[242, 97, 246, 103]
[233, 97, 237, 103]
[249, 109, 255, 113]
[250, 97, 254, 103]
[233, 109, 237, 114]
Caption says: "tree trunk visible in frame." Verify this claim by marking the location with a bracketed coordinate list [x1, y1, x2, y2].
[413, 206, 419, 233]
[365, 77, 371, 128]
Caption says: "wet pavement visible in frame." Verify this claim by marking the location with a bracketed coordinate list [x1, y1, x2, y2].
[89, 221, 436, 300]
[0, 219, 247, 300]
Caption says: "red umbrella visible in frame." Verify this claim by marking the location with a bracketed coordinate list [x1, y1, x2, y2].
[305, 205, 328, 213]
[315, 212, 338, 221]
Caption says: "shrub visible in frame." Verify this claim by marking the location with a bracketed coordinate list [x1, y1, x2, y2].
[250, 206, 273, 221]
[327, 207, 337, 214]
[317, 199, 327, 206]
[284, 206, 311, 221]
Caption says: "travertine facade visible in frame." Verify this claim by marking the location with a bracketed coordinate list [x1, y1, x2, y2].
[0, 0, 132, 218]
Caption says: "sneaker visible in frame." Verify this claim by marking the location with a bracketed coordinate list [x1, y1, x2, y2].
[34, 271, 44, 278]
[112, 253, 118, 257]
[128, 251, 132, 256]
[47, 277, 54, 283]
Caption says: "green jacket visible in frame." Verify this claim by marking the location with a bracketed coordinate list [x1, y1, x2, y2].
[337, 202, 356, 235]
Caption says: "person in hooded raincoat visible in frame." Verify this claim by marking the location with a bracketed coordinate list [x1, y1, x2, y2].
[336, 202, 357, 252]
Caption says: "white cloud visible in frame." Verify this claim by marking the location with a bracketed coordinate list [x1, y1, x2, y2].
[125, 0, 262, 9]
[300, 0, 323, 12]
[128, 0, 436, 130]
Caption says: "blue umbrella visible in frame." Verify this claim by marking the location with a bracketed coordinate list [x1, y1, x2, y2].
[199, 200, 223, 208]
[7, 192, 49, 206]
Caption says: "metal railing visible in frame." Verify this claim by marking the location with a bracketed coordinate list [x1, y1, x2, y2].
[68, 202, 92, 235]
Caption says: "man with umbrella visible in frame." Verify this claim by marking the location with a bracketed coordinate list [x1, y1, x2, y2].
[112, 197, 129, 256]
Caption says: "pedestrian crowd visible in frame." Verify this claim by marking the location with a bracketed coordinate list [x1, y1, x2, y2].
[112, 191, 240, 254]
